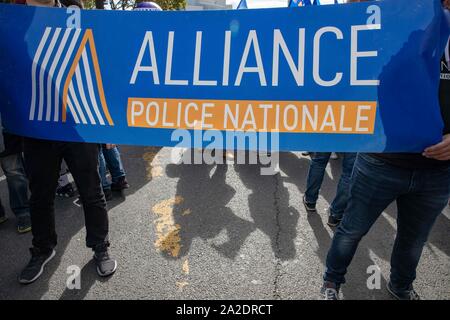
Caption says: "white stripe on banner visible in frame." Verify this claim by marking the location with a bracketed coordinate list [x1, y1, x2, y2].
[29, 27, 51, 121]
[69, 83, 88, 124]
[37, 28, 61, 121]
[45, 28, 72, 121]
[54, 28, 81, 122]
[66, 95, 80, 124]
[75, 64, 96, 124]
[82, 50, 106, 125]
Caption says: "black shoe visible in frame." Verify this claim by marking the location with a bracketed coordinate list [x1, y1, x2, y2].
[19, 248, 56, 284]
[327, 215, 342, 228]
[17, 215, 32, 234]
[93, 246, 117, 277]
[56, 183, 76, 198]
[103, 188, 113, 201]
[387, 281, 420, 300]
[321, 281, 340, 300]
[303, 196, 316, 213]
[111, 177, 129, 191]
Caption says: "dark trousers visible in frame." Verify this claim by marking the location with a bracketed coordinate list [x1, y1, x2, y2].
[324, 153, 450, 290]
[0, 153, 30, 217]
[23, 138, 109, 252]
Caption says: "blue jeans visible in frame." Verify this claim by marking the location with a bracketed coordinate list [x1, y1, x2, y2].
[324, 153, 450, 290]
[98, 145, 126, 190]
[0, 153, 30, 217]
[305, 152, 356, 219]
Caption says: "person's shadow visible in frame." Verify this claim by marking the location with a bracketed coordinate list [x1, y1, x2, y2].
[163, 149, 255, 260]
[235, 153, 300, 261]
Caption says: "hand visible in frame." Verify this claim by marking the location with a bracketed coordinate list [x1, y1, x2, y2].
[105, 144, 116, 149]
[423, 134, 450, 160]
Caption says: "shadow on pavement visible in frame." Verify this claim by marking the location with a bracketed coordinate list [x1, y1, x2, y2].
[0, 145, 159, 300]
[235, 160, 300, 261]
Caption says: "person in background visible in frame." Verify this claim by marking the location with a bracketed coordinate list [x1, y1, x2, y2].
[56, 161, 76, 198]
[321, 0, 450, 301]
[133, 1, 162, 10]
[302, 152, 338, 159]
[99, 144, 129, 201]
[19, 0, 117, 285]
[303, 152, 356, 227]
[0, 128, 31, 233]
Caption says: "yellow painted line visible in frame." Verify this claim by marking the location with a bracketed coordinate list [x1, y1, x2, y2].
[182, 259, 189, 275]
[152, 196, 183, 257]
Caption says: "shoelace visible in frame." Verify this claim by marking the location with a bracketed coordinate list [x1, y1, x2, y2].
[325, 288, 338, 300]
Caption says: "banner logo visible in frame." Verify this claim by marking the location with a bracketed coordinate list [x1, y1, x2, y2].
[29, 28, 114, 126]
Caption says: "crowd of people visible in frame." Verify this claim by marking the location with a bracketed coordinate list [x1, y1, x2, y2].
[0, 0, 449, 300]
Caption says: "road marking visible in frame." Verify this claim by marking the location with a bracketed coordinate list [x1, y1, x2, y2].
[176, 281, 189, 291]
[143, 147, 162, 180]
[152, 196, 183, 257]
[0, 175, 6, 182]
[151, 166, 163, 178]
[182, 259, 189, 275]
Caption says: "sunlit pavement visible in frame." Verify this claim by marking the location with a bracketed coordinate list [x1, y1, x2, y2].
[0, 146, 449, 300]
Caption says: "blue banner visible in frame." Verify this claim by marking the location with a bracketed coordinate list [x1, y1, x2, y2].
[0, 0, 449, 152]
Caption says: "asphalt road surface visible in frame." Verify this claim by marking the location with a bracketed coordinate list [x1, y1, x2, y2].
[0, 147, 449, 300]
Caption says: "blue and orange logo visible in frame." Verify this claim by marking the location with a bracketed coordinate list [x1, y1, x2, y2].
[29, 28, 114, 126]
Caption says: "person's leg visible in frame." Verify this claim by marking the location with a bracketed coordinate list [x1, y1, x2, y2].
[64, 142, 116, 277]
[103, 146, 126, 183]
[98, 146, 113, 201]
[329, 153, 357, 220]
[63, 142, 109, 249]
[304, 152, 331, 206]
[390, 166, 450, 292]
[56, 161, 76, 198]
[19, 139, 61, 284]
[98, 146, 111, 190]
[23, 138, 61, 251]
[0, 153, 30, 218]
[323, 154, 407, 286]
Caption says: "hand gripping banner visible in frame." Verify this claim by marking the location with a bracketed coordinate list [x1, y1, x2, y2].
[0, 0, 449, 152]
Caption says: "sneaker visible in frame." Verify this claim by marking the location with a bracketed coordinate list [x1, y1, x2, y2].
[19, 248, 56, 284]
[303, 195, 316, 213]
[111, 177, 129, 191]
[327, 215, 342, 228]
[321, 281, 340, 300]
[93, 246, 117, 277]
[56, 183, 76, 198]
[103, 188, 113, 201]
[330, 152, 339, 160]
[387, 281, 420, 300]
[17, 215, 32, 234]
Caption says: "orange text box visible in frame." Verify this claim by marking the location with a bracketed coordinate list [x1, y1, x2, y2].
[127, 98, 377, 134]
